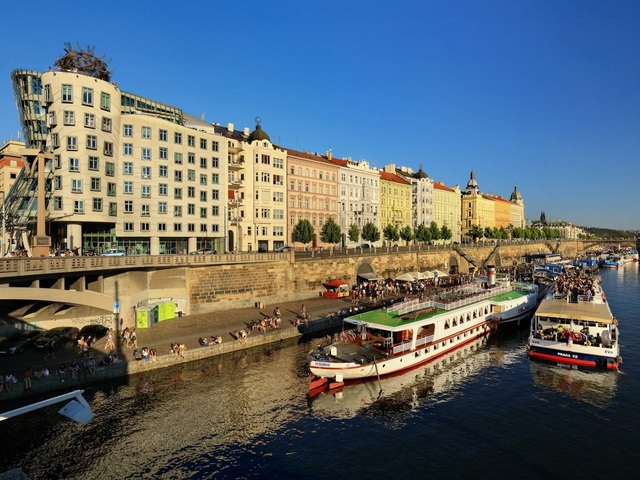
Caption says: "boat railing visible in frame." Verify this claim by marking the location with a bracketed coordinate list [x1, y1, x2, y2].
[392, 339, 413, 355]
[389, 282, 515, 316]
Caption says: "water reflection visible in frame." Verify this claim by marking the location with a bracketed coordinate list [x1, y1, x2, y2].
[307, 337, 501, 419]
[529, 361, 619, 408]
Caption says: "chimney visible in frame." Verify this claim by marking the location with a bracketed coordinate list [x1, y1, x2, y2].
[243, 127, 250, 136]
[326, 150, 332, 160]
[227, 122, 234, 132]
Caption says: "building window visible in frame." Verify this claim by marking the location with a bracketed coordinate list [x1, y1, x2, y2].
[124, 200, 133, 213]
[54, 176, 62, 190]
[159, 129, 167, 142]
[158, 222, 167, 232]
[200, 157, 207, 169]
[159, 184, 168, 196]
[174, 188, 182, 200]
[174, 132, 182, 144]
[71, 179, 83, 193]
[140, 222, 150, 232]
[199, 191, 207, 202]
[74, 200, 84, 213]
[69, 157, 80, 172]
[174, 205, 182, 216]
[63, 110, 75, 125]
[84, 113, 95, 128]
[102, 117, 112, 132]
[141, 185, 151, 198]
[124, 222, 134, 232]
[187, 186, 195, 198]
[123, 143, 133, 155]
[141, 166, 151, 179]
[200, 207, 207, 219]
[100, 91, 110, 110]
[187, 135, 195, 147]
[53, 197, 63, 210]
[141, 204, 150, 216]
[105, 162, 115, 177]
[174, 223, 182, 232]
[86, 135, 97, 150]
[67, 136, 78, 151]
[199, 174, 207, 185]
[212, 205, 219, 216]
[187, 169, 196, 181]
[142, 147, 151, 161]
[212, 157, 219, 168]
[93, 198, 103, 212]
[187, 204, 195, 215]
[174, 152, 183, 164]
[274, 157, 284, 169]
[90, 177, 101, 191]
[199, 224, 207, 233]
[174, 171, 182, 182]
[124, 181, 133, 194]
[159, 165, 168, 177]
[159, 147, 167, 159]
[109, 202, 117, 215]
[62, 84, 72, 103]
[123, 162, 133, 175]
[273, 226, 284, 237]
[123, 124, 133, 137]
[211, 141, 219, 152]
[104, 142, 113, 156]
[211, 189, 219, 200]
[188, 153, 196, 164]
[200, 138, 207, 149]
[158, 202, 167, 214]
[142, 126, 151, 139]
[273, 174, 283, 186]
[82, 87, 93, 106]
[211, 173, 219, 184]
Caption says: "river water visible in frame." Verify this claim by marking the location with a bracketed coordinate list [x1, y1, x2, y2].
[1, 267, 639, 479]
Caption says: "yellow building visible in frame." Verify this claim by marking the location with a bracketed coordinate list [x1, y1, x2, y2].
[380, 166, 412, 232]
[433, 181, 461, 243]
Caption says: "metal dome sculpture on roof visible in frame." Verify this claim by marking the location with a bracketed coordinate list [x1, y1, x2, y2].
[247, 116, 271, 143]
[510, 185, 523, 203]
[54, 42, 113, 82]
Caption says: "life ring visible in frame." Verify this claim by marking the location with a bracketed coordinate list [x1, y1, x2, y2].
[572, 332, 582, 342]
[602, 293, 606, 302]
[562, 330, 571, 339]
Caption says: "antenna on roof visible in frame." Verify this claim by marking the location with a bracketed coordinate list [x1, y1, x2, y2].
[200, 112, 205, 121]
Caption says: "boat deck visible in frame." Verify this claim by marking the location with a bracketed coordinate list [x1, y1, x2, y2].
[329, 343, 386, 364]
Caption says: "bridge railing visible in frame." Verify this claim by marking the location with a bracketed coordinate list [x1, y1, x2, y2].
[0, 252, 290, 280]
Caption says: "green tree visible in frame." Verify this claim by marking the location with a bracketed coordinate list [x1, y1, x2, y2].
[399, 225, 414, 245]
[291, 219, 314, 247]
[468, 225, 484, 242]
[361, 222, 380, 245]
[440, 225, 453, 243]
[415, 223, 432, 244]
[348, 224, 360, 244]
[429, 221, 440, 242]
[383, 224, 400, 245]
[320, 217, 342, 245]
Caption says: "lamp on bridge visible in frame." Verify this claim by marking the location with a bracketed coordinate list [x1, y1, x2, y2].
[22, 149, 52, 257]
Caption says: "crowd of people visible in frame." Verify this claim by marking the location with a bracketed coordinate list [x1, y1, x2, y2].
[552, 269, 598, 301]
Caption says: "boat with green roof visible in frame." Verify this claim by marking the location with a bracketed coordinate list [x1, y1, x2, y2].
[307, 266, 538, 387]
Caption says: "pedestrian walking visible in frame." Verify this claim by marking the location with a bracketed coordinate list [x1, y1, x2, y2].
[23, 366, 33, 391]
[105, 329, 116, 351]
[130, 329, 138, 349]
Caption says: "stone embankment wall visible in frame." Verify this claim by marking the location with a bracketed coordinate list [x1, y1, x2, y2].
[1, 328, 300, 401]
[187, 241, 582, 314]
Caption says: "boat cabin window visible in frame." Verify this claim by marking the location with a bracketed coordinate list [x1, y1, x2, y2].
[444, 320, 450, 329]
[459, 315, 464, 324]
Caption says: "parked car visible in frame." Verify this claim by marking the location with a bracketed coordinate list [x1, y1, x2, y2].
[274, 246, 290, 253]
[0, 330, 42, 354]
[79, 325, 109, 345]
[101, 249, 126, 256]
[34, 326, 80, 350]
[359, 243, 372, 249]
[189, 248, 215, 255]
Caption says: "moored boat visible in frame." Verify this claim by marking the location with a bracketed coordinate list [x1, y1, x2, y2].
[307, 267, 535, 389]
[527, 272, 621, 370]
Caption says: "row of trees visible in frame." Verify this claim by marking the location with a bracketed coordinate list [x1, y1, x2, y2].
[290, 218, 565, 249]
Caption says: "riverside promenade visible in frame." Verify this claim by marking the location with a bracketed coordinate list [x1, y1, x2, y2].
[0, 295, 351, 403]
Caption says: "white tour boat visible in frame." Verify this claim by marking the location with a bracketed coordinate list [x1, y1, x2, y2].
[307, 267, 536, 389]
[527, 275, 621, 370]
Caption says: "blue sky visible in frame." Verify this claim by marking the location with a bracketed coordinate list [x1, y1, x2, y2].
[1, 0, 639, 229]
